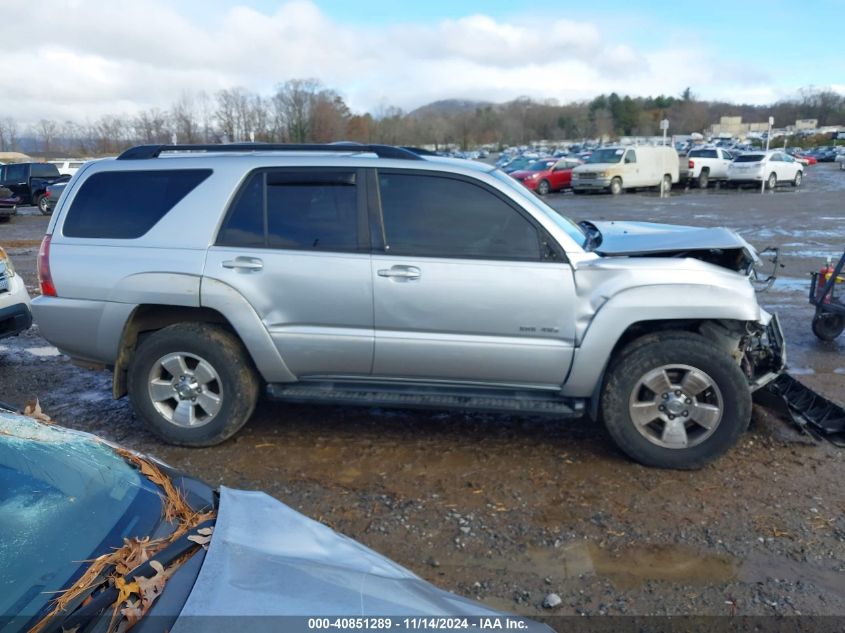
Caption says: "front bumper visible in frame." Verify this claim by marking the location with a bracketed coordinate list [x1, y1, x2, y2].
[746, 312, 786, 391]
[572, 177, 611, 190]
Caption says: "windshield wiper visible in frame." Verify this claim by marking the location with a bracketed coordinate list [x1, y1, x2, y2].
[32, 519, 214, 633]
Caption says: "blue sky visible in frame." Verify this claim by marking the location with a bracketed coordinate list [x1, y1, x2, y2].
[5, 0, 843, 124]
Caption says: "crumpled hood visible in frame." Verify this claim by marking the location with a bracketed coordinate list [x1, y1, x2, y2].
[172, 487, 550, 632]
[584, 220, 758, 262]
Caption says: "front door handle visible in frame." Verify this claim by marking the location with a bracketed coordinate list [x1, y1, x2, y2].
[222, 256, 263, 272]
[377, 265, 421, 280]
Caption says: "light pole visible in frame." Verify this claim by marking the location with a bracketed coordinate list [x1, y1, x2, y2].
[762, 116, 774, 194]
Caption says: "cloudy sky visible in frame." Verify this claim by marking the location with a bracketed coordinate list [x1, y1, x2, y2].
[3, 0, 843, 125]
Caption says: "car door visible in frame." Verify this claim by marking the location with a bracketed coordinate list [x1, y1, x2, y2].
[781, 154, 799, 179]
[550, 159, 575, 190]
[0, 163, 28, 200]
[204, 167, 375, 378]
[370, 170, 576, 388]
[623, 149, 641, 186]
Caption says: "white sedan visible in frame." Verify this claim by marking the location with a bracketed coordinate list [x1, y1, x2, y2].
[727, 151, 803, 189]
[0, 247, 32, 340]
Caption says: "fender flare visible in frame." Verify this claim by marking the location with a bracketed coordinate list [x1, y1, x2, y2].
[562, 283, 760, 398]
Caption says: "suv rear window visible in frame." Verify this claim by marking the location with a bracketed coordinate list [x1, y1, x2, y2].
[63, 170, 211, 239]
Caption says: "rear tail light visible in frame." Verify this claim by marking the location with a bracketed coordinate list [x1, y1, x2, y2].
[688, 160, 694, 169]
[45, 190, 51, 198]
[37, 234, 56, 297]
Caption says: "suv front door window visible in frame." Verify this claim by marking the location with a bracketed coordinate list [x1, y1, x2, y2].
[371, 171, 575, 386]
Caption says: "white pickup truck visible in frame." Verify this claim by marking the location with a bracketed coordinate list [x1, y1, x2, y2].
[687, 147, 735, 188]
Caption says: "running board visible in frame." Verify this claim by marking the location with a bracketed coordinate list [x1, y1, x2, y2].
[754, 373, 845, 447]
[267, 382, 585, 417]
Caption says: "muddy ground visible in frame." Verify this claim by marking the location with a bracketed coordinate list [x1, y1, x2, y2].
[1, 164, 844, 625]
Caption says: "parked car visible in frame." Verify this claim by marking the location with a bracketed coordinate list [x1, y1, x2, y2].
[686, 147, 735, 188]
[726, 151, 803, 189]
[520, 157, 582, 194]
[838, 153, 845, 171]
[32, 142, 785, 469]
[508, 158, 556, 182]
[571, 145, 680, 195]
[1, 412, 548, 632]
[43, 180, 69, 214]
[0, 161, 63, 213]
[500, 156, 534, 173]
[0, 185, 20, 222]
[807, 147, 838, 162]
[0, 247, 32, 339]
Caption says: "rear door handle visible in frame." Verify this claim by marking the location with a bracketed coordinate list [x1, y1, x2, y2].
[222, 256, 263, 272]
[377, 265, 421, 280]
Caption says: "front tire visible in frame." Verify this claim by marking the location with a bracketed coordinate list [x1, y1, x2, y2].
[536, 179, 550, 195]
[609, 177, 623, 195]
[35, 194, 48, 214]
[601, 332, 751, 469]
[793, 171, 803, 187]
[128, 323, 260, 446]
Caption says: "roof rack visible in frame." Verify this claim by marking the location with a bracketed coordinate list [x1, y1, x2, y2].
[116, 143, 423, 161]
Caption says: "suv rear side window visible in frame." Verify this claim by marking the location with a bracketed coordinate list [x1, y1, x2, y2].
[217, 169, 359, 252]
[378, 172, 540, 260]
[63, 170, 211, 239]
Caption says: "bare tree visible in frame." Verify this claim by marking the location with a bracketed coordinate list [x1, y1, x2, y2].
[171, 94, 199, 143]
[272, 79, 322, 143]
[0, 118, 18, 151]
[35, 119, 59, 154]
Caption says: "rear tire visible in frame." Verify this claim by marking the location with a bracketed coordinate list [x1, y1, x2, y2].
[128, 323, 260, 446]
[609, 177, 623, 195]
[766, 172, 777, 190]
[812, 313, 845, 342]
[601, 332, 751, 469]
[697, 170, 709, 189]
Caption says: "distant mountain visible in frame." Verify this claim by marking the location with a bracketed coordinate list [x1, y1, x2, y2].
[408, 99, 495, 119]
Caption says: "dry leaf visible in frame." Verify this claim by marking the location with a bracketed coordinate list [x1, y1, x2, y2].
[23, 399, 52, 423]
[135, 560, 167, 610]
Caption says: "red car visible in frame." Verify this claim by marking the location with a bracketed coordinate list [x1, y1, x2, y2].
[509, 158, 556, 183]
[518, 157, 583, 195]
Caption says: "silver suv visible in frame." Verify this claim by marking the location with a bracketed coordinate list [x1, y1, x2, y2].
[31, 143, 785, 469]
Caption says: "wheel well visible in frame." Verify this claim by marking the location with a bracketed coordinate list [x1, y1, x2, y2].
[588, 318, 739, 420]
[700, 167, 709, 174]
[112, 304, 235, 398]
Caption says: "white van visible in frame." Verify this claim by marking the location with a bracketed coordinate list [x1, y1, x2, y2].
[572, 145, 680, 194]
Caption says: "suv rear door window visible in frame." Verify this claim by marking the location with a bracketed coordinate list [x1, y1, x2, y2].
[377, 172, 540, 260]
[217, 169, 359, 251]
[63, 169, 211, 239]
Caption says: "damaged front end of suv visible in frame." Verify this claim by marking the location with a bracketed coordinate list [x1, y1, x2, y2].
[575, 219, 786, 394]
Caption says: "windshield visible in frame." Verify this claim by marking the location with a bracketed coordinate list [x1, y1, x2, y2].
[0, 413, 165, 626]
[586, 148, 625, 164]
[527, 160, 554, 171]
[490, 169, 585, 246]
[734, 154, 764, 163]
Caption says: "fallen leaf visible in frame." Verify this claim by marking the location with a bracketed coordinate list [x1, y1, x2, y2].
[23, 399, 52, 423]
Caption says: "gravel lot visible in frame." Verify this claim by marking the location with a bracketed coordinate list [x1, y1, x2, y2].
[1, 164, 844, 625]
